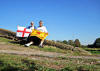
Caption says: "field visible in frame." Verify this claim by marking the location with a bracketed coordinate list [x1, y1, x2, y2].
[83, 47, 100, 55]
[0, 37, 100, 71]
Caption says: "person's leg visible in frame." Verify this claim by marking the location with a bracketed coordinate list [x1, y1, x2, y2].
[25, 41, 33, 47]
[26, 36, 30, 43]
[33, 37, 43, 47]
[33, 36, 41, 45]
[39, 40, 44, 48]
[25, 36, 35, 47]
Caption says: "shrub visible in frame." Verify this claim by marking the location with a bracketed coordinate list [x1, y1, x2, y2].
[44, 40, 74, 50]
[74, 39, 81, 47]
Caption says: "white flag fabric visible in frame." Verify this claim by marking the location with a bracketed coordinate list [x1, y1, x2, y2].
[16, 26, 31, 37]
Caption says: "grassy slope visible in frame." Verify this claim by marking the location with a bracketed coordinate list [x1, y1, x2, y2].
[0, 36, 96, 56]
[0, 28, 100, 70]
[83, 47, 100, 55]
[0, 37, 91, 56]
[0, 28, 92, 56]
[0, 37, 100, 70]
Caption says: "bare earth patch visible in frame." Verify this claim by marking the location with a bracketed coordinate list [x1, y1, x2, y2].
[0, 43, 100, 59]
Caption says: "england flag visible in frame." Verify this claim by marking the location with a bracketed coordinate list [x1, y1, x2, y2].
[16, 26, 31, 37]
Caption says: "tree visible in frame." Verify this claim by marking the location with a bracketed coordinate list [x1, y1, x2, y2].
[68, 40, 74, 46]
[62, 40, 68, 44]
[74, 39, 81, 47]
[94, 38, 100, 43]
[56, 40, 62, 43]
[93, 38, 100, 48]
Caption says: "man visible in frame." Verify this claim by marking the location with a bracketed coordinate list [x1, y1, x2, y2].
[25, 20, 48, 47]
[27, 21, 36, 32]
[25, 21, 36, 43]
[37, 20, 48, 47]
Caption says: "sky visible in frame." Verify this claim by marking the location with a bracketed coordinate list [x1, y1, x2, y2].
[0, 0, 100, 45]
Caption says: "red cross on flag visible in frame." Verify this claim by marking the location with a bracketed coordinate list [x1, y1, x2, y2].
[16, 26, 31, 37]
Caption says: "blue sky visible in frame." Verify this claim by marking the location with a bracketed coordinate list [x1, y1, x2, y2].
[0, 0, 100, 45]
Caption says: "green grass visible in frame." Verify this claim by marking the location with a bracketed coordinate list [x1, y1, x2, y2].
[30, 45, 73, 54]
[61, 65, 100, 71]
[0, 37, 13, 42]
[0, 37, 70, 54]
[90, 51, 100, 54]
[0, 54, 56, 71]
[30, 45, 91, 56]
[0, 54, 100, 71]
[83, 47, 100, 55]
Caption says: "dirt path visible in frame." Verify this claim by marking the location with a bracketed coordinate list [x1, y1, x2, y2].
[0, 44, 66, 58]
[0, 43, 100, 60]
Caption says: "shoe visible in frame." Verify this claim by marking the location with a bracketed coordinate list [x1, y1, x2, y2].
[25, 42, 33, 47]
[39, 45, 43, 48]
[25, 44, 30, 47]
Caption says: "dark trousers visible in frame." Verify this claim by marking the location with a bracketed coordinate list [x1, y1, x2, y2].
[27, 36, 41, 45]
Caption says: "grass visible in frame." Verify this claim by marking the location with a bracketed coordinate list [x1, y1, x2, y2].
[83, 47, 100, 55]
[61, 65, 100, 71]
[0, 54, 100, 71]
[0, 37, 92, 56]
[30, 45, 74, 55]
[0, 37, 76, 56]
[0, 37, 13, 43]
[0, 29, 100, 70]
[0, 54, 56, 71]
[0, 37, 100, 70]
